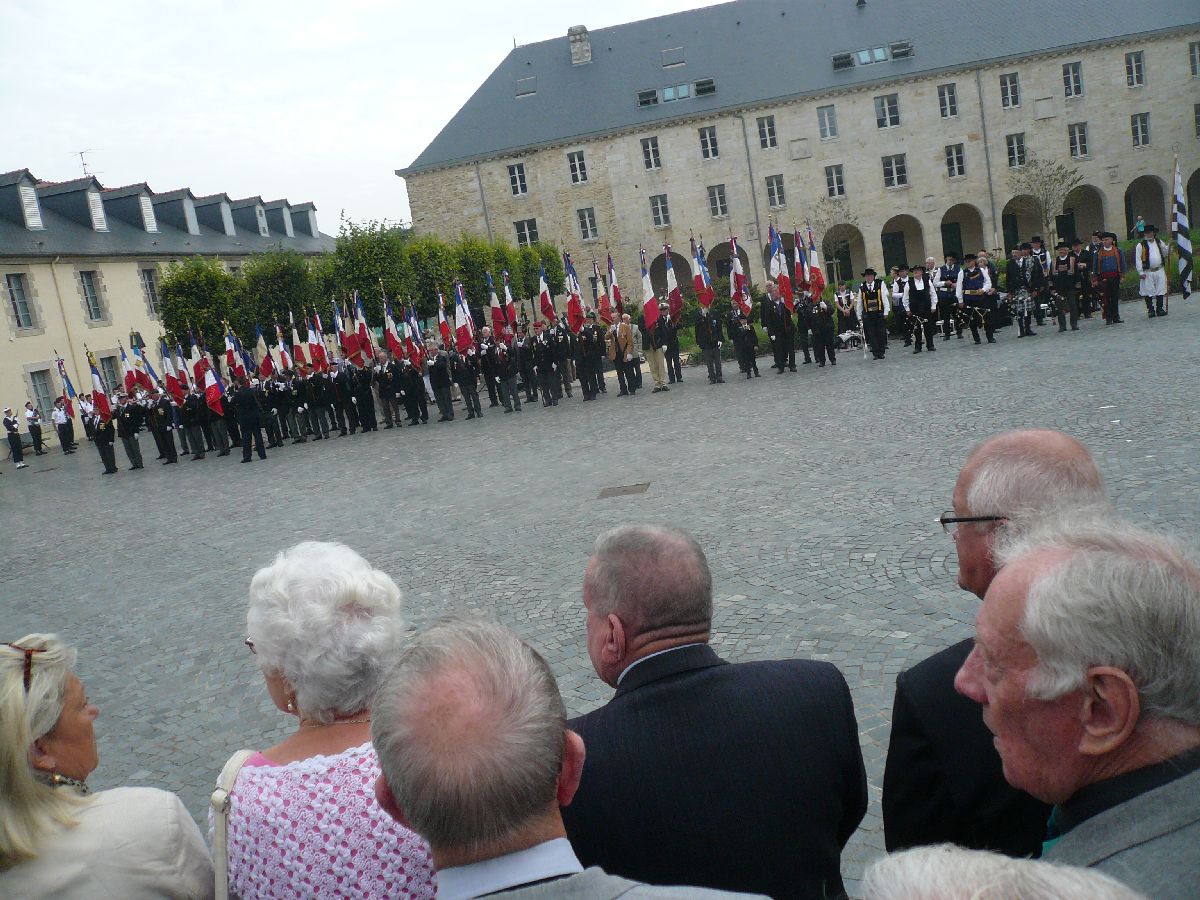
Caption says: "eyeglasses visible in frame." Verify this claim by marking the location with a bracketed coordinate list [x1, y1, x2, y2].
[6, 643, 45, 692]
[939, 512, 1007, 534]
[244, 637, 256, 655]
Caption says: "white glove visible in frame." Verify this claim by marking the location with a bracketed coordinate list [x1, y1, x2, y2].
[769, 335, 775, 341]
[394, 393, 401, 399]
[351, 397, 358, 405]
[299, 405, 306, 411]
[495, 376, 501, 384]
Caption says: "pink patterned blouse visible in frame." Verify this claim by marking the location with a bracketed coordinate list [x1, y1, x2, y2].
[223, 741, 436, 899]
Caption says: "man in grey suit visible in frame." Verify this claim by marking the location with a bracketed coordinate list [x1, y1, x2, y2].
[370, 618, 759, 900]
[955, 519, 1200, 899]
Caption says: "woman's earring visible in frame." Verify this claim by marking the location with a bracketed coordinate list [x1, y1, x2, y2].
[286, 698, 296, 714]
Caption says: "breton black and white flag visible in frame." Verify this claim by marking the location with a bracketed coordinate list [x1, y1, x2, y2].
[1172, 158, 1192, 299]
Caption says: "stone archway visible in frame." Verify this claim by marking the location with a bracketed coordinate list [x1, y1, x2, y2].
[1062, 184, 1106, 242]
[649, 249, 693, 299]
[1124, 175, 1167, 237]
[880, 214, 926, 272]
[1187, 168, 1200, 233]
[1001, 195, 1040, 253]
[821, 224, 866, 286]
[706, 240, 752, 284]
[940, 203, 985, 259]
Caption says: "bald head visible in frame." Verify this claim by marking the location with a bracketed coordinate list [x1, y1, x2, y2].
[371, 619, 570, 856]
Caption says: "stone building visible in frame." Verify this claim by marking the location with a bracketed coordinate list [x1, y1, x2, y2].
[399, 0, 1199, 298]
[0, 168, 333, 444]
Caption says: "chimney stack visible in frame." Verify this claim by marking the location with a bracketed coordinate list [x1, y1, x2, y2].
[568, 25, 591, 66]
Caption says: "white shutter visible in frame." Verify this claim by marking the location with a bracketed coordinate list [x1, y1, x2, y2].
[87, 190, 108, 231]
[139, 195, 159, 232]
[19, 184, 44, 229]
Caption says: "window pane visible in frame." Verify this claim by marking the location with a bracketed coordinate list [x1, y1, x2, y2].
[6, 273, 34, 328]
[30, 370, 53, 419]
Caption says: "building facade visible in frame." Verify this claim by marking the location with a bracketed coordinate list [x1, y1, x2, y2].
[400, 0, 1200, 297]
[0, 169, 333, 445]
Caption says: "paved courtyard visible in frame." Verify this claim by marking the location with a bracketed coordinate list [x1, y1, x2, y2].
[4, 300, 1198, 894]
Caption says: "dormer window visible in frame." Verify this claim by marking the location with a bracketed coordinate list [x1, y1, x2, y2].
[87, 189, 108, 231]
[662, 47, 684, 68]
[19, 183, 43, 230]
[139, 195, 159, 233]
[256, 207, 268, 236]
[832, 53, 855, 71]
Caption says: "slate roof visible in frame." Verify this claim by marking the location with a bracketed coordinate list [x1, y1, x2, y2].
[401, 0, 1196, 174]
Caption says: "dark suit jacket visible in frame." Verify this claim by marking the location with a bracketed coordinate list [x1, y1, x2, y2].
[563, 645, 866, 900]
[882, 638, 1051, 857]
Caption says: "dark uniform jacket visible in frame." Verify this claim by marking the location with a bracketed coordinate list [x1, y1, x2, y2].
[453, 351, 480, 389]
[181, 394, 208, 427]
[533, 334, 558, 372]
[115, 404, 144, 439]
[94, 418, 115, 446]
[428, 352, 453, 389]
[563, 644, 867, 900]
[231, 386, 262, 423]
[577, 324, 605, 364]
[694, 310, 723, 349]
[883, 638, 1051, 858]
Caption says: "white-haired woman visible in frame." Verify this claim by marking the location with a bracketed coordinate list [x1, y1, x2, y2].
[0, 634, 213, 898]
[221, 542, 434, 899]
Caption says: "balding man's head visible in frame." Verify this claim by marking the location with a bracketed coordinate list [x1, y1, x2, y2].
[371, 619, 584, 864]
[582, 525, 713, 685]
[950, 430, 1107, 598]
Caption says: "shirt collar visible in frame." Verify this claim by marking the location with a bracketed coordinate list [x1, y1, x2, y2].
[1057, 744, 1200, 834]
[436, 838, 582, 900]
[616, 643, 706, 686]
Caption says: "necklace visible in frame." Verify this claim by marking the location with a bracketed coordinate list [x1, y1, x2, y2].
[298, 717, 371, 729]
[38, 772, 90, 794]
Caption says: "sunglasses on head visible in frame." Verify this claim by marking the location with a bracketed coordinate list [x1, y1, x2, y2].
[6, 643, 45, 693]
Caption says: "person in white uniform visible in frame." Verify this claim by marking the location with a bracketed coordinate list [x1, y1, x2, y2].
[1134, 223, 1170, 318]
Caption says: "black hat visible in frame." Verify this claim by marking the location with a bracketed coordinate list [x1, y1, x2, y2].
[1055, 241, 1070, 250]
[1019, 242, 1032, 250]
[897, 262, 909, 270]
[963, 253, 977, 261]
[1031, 235, 1044, 244]
[861, 267, 876, 276]
[1145, 223, 1159, 233]
[1102, 232, 1118, 240]
[944, 251, 958, 260]
[912, 263, 927, 272]
[1071, 237, 1083, 245]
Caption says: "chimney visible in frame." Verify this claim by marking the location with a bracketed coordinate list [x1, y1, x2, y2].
[568, 25, 591, 66]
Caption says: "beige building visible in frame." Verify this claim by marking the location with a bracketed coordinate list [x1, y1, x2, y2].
[400, 0, 1199, 297]
[0, 169, 332, 449]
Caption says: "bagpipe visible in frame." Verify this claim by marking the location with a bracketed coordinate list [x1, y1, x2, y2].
[954, 298, 990, 330]
[1006, 288, 1036, 319]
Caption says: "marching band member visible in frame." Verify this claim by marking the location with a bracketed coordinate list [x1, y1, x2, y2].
[855, 268, 891, 360]
[935, 253, 963, 341]
[902, 265, 937, 353]
[955, 254, 994, 345]
[1095, 232, 1125, 325]
[891, 265, 912, 347]
[1049, 242, 1080, 332]
[1135, 223, 1169, 318]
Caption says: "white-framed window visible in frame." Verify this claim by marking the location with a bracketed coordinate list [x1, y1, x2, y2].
[707, 184, 728, 218]
[857, 46, 888, 65]
[817, 104, 838, 140]
[139, 195, 159, 232]
[577, 207, 598, 241]
[514, 218, 539, 247]
[567, 151, 588, 184]
[757, 115, 777, 149]
[80, 270, 103, 320]
[1063, 62, 1083, 98]
[641, 137, 661, 170]
[650, 194, 671, 227]
[1125, 51, 1145, 87]
[825, 164, 845, 198]
[1068, 122, 1089, 158]
[1006, 132, 1026, 167]
[1190, 41, 1200, 78]
[6, 273, 35, 328]
[140, 268, 160, 316]
[874, 93, 900, 128]
[508, 163, 527, 196]
[882, 154, 908, 188]
[1131, 112, 1150, 148]
[99, 356, 120, 394]
[765, 174, 786, 208]
[1000, 72, 1020, 108]
[945, 143, 965, 178]
[698, 126, 718, 159]
[662, 83, 690, 102]
[29, 369, 53, 419]
[938, 83, 958, 118]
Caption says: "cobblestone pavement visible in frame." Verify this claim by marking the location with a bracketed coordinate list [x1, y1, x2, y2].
[4, 301, 1198, 894]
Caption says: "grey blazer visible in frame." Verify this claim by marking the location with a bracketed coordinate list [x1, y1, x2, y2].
[497, 867, 764, 899]
[1046, 766, 1200, 899]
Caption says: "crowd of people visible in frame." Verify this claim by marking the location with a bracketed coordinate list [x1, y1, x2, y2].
[3, 427, 1198, 899]
[1, 227, 1179, 477]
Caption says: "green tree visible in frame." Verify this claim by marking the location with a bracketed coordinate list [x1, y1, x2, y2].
[238, 249, 318, 340]
[158, 256, 239, 352]
[406, 234, 456, 318]
[453, 234, 496, 311]
[537, 243, 565, 296]
[514, 245, 542, 303]
[331, 219, 411, 325]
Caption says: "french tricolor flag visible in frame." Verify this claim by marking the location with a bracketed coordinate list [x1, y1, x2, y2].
[663, 244, 683, 323]
[640, 248, 659, 330]
[203, 365, 225, 416]
[691, 237, 714, 309]
[769, 224, 793, 310]
[502, 271, 517, 332]
[275, 323, 292, 371]
[86, 352, 112, 421]
[608, 254, 623, 315]
[538, 265, 556, 322]
[453, 281, 476, 353]
[487, 272, 507, 335]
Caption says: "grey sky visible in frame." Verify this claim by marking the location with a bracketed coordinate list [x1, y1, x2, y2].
[0, 0, 708, 235]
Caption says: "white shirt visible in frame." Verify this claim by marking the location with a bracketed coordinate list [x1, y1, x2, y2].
[51, 407, 69, 426]
[1136, 239, 1167, 272]
[854, 280, 891, 317]
[616, 642, 706, 686]
[436, 837, 583, 900]
[25, 408, 41, 426]
[954, 266, 993, 301]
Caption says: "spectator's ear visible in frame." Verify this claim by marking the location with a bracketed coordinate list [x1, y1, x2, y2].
[558, 730, 586, 807]
[1078, 667, 1141, 758]
[374, 773, 412, 828]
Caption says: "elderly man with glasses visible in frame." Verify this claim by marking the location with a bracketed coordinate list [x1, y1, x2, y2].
[883, 430, 1108, 859]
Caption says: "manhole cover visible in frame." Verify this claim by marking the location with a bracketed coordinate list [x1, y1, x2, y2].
[598, 482, 650, 499]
